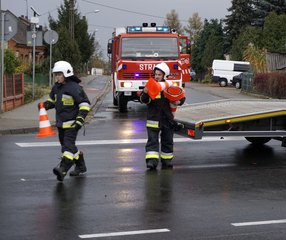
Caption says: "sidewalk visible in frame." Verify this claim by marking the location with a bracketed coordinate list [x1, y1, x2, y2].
[0, 75, 110, 135]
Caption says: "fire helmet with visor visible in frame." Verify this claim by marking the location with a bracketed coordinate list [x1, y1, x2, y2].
[154, 62, 170, 78]
[52, 61, 74, 78]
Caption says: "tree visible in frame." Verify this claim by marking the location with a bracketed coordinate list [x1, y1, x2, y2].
[243, 43, 267, 73]
[224, 0, 254, 50]
[184, 12, 204, 46]
[192, 19, 224, 75]
[48, 0, 96, 74]
[164, 9, 184, 34]
[262, 12, 286, 53]
[4, 49, 20, 74]
[230, 26, 263, 60]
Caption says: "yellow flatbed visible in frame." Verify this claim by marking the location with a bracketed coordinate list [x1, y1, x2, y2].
[175, 99, 286, 141]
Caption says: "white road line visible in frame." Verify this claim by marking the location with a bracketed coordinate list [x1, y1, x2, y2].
[79, 228, 170, 239]
[232, 219, 286, 227]
[15, 136, 244, 148]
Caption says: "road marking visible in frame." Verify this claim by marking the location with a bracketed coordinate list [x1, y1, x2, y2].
[181, 163, 236, 169]
[16, 136, 244, 148]
[79, 228, 170, 238]
[232, 219, 286, 227]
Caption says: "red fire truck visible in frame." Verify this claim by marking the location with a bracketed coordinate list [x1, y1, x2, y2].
[107, 23, 190, 112]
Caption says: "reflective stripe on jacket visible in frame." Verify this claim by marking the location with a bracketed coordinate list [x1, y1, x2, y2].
[46, 79, 91, 128]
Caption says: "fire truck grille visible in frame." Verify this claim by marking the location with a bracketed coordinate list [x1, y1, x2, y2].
[122, 72, 153, 80]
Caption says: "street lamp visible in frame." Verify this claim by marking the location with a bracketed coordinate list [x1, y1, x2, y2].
[83, 10, 100, 75]
[85, 9, 100, 15]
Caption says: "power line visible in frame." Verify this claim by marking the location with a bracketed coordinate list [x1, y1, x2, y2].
[79, 0, 189, 23]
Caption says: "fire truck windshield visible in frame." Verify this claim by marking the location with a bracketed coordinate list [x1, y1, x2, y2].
[121, 37, 179, 59]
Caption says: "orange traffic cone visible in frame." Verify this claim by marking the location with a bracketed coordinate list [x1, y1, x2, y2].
[164, 86, 186, 101]
[36, 102, 56, 138]
[145, 78, 161, 100]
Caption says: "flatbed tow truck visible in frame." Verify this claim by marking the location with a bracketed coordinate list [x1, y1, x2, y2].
[174, 99, 286, 145]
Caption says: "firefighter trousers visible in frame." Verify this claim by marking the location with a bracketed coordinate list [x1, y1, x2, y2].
[145, 125, 174, 161]
[58, 127, 80, 160]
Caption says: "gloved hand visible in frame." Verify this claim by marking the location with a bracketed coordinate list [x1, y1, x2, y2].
[71, 121, 82, 131]
[37, 102, 42, 110]
[173, 122, 184, 131]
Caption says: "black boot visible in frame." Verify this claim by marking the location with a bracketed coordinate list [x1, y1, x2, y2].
[70, 152, 87, 176]
[146, 158, 158, 170]
[161, 159, 173, 169]
[53, 156, 74, 181]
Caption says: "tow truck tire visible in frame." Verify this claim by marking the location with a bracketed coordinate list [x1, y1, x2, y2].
[118, 95, 128, 113]
[245, 137, 271, 145]
[219, 79, 227, 87]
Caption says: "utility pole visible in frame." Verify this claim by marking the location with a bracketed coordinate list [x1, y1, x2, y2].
[69, 0, 75, 41]
[0, 0, 4, 113]
[30, 6, 40, 99]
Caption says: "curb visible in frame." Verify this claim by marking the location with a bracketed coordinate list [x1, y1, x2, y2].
[0, 77, 110, 136]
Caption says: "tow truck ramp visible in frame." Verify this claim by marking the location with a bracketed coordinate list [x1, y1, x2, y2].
[174, 99, 286, 141]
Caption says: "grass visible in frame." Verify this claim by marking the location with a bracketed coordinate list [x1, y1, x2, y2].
[24, 83, 51, 104]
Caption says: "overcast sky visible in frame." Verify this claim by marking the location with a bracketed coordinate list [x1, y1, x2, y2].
[1, 0, 232, 59]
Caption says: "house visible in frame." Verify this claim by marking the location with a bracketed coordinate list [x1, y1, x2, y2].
[6, 12, 46, 66]
[1, 10, 47, 111]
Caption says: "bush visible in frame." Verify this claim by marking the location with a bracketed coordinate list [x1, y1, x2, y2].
[24, 83, 50, 104]
[253, 72, 286, 98]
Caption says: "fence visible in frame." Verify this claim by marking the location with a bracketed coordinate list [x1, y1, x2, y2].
[241, 72, 254, 93]
[266, 53, 286, 71]
[3, 73, 24, 112]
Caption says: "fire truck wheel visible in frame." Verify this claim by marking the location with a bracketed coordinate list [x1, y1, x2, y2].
[118, 95, 128, 113]
[245, 137, 271, 145]
[113, 96, 118, 106]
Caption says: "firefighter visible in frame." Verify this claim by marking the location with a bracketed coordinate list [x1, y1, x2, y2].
[140, 62, 185, 170]
[39, 61, 91, 181]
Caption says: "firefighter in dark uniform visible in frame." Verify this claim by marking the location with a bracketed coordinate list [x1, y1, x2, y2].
[140, 62, 185, 170]
[40, 61, 91, 181]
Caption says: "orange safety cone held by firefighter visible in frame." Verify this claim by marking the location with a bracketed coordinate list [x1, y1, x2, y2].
[145, 77, 162, 100]
[36, 102, 56, 138]
[164, 85, 186, 102]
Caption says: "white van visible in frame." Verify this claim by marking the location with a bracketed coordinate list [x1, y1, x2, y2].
[211, 60, 250, 87]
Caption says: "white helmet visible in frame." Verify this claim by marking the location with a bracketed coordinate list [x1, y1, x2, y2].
[154, 62, 170, 78]
[52, 61, 74, 77]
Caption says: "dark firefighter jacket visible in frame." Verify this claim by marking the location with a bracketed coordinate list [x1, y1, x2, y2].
[140, 85, 185, 129]
[44, 76, 91, 128]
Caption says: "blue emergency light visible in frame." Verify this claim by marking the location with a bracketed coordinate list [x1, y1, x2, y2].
[127, 26, 171, 33]
[156, 27, 170, 32]
[127, 26, 142, 32]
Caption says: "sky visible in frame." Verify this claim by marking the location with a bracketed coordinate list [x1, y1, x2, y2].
[1, 0, 232, 59]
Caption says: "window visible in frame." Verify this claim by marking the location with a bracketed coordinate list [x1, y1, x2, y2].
[121, 37, 179, 59]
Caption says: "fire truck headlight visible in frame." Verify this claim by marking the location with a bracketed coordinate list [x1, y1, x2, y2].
[173, 82, 180, 86]
[121, 82, 132, 88]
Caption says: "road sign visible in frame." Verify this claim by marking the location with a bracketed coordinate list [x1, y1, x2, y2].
[44, 30, 59, 45]
[0, 11, 18, 41]
[27, 31, 43, 46]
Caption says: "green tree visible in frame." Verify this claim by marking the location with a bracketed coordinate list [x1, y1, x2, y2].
[192, 19, 224, 75]
[253, 0, 286, 19]
[224, 0, 254, 50]
[230, 26, 263, 60]
[48, 0, 96, 74]
[4, 49, 20, 74]
[164, 9, 184, 34]
[262, 12, 286, 53]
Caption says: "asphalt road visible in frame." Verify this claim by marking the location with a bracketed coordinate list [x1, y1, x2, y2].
[1, 78, 286, 240]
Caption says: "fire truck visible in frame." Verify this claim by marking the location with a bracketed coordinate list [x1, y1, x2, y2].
[107, 23, 190, 112]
